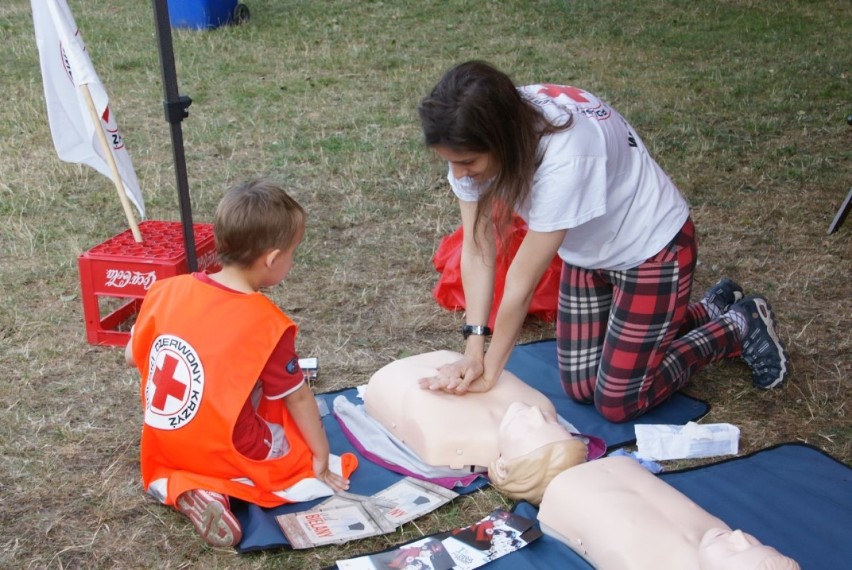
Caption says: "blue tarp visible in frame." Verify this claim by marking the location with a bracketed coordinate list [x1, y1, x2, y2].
[490, 444, 851, 570]
[234, 339, 709, 552]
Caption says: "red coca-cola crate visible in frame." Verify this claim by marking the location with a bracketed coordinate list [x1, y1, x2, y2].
[77, 220, 220, 346]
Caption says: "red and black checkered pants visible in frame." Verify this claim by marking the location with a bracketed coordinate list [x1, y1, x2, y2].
[556, 218, 740, 422]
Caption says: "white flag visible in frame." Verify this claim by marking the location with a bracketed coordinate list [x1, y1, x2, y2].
[31, 0, 145, 218]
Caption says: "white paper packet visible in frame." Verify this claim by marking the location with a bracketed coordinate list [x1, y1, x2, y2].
[635, 422, 740, 460]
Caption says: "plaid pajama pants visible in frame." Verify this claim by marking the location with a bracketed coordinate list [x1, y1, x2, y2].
[556, 218, 741, 422]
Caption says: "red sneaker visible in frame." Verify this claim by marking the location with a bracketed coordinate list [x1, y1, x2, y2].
[176, 489, 242, 548]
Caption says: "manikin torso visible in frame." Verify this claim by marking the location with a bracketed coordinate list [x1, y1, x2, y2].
[537, 456, 800, 570]
[364, 351, 556, 469]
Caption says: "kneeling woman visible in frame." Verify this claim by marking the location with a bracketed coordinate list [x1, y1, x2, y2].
[417, 61, 789, 421]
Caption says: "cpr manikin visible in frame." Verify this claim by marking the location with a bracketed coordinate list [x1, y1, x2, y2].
[537, 456, 800, 570]
[488, 401, 587, 504]
[363, 351, 559, 469]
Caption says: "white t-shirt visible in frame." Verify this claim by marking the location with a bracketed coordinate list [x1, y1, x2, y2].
[448, 84, 689, 271]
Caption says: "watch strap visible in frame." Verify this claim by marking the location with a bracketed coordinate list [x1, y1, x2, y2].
[462, 324, 492, 339]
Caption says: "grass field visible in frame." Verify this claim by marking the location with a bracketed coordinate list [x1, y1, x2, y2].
[1, 0, 849, 567]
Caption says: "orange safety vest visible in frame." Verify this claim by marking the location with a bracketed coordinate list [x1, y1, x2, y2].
[132, 274, 356, 507]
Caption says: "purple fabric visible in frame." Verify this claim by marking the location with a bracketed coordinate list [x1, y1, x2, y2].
[334, 410, 484, 489]
[578, 433, 607, 461]
[334, 405, 606, 488]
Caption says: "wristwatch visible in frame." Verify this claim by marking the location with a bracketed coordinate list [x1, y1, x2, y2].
[462, 324, 492, 339]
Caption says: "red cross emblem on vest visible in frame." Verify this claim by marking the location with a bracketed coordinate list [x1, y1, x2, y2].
[151, 353, 188, 411]
[143, 335, 205, 430]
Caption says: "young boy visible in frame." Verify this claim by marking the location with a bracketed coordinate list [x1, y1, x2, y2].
[125, 179, 357, 548]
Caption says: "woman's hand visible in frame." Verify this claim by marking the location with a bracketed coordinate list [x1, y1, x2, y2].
[418, 355, 495, 394]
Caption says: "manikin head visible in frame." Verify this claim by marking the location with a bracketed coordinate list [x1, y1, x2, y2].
[364, 351, 557, 469]
[488, 402, 586, 505]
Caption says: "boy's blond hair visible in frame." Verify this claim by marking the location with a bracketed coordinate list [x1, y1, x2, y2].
[214, 179, 306, 268]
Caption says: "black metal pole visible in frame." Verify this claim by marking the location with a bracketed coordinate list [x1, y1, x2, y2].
[828, 188, 851, 235]
[151, 0, 197, 271]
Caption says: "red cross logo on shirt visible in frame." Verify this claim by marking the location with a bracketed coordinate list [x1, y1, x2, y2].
[150, 353, 187, 411]
[538, 84, 590, 103]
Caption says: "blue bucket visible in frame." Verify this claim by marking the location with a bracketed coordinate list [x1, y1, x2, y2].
[168, 0, 245, 30]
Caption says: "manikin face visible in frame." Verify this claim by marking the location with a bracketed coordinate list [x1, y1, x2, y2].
[699, 528, 799, 569]
[432, 145, 499, 184]
[498, 402, 574, 461]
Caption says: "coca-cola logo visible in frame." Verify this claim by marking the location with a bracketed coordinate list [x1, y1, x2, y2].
[197, 250, 218, 271]
[104, 269, 157, 290]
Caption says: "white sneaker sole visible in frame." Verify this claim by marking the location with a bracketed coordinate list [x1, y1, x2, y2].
[748, 297, 789, 389]
[176, 489, 242, 548]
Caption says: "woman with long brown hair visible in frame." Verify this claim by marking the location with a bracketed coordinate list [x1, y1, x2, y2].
[417, 61, 788, 421]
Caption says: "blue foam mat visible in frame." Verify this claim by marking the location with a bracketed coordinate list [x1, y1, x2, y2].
[504, 339, 709, 449]
[234, 339, 709, 552]
[233, 386, 488, 552]
[488, 444, 852, 570]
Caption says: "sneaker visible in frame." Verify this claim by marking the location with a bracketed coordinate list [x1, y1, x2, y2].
[176, 489, 242, 548]
[729, 296, 789, 389]
[703, 278, 744, 314]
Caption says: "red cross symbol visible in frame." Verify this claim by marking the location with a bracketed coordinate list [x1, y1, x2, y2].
[538, 84, 589, 103]
[151, 353, 187, 411]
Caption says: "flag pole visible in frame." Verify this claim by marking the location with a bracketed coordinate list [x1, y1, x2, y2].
[80, 83, 143, 243]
